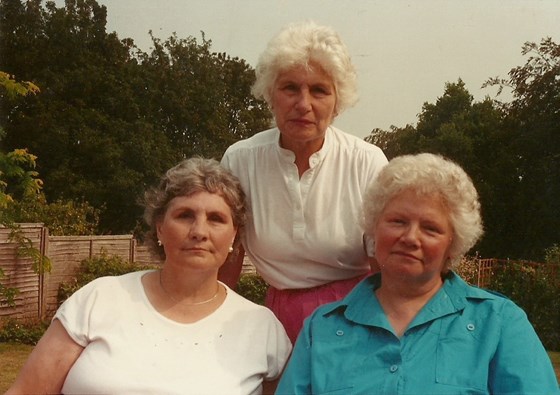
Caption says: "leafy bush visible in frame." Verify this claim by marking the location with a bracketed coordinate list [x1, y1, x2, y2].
[487, 261, 560, 351]
[57, 250, 157, 305]
[544, 244, 560, 264]
[0, 318, 49, 345]
[454, 255, 479, 285]
[236, 273, 269, 305]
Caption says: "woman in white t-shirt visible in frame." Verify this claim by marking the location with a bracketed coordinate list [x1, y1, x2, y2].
[7, 157, 291, 395]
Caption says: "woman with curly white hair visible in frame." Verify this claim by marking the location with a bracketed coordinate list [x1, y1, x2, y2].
[220, 20, 388, 344]
[277, 153, 559, 394]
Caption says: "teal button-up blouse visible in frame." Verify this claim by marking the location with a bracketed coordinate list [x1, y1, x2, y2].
[276, 272, 559, 394]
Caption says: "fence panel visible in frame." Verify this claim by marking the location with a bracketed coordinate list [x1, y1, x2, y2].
[0, 224, 44, 320]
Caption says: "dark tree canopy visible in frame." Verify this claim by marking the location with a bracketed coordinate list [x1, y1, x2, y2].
[1, 0, 271, 234]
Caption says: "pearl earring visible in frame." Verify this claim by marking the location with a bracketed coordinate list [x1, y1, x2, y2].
[157, 240, 162, 247]
[228, 245, 234, 253]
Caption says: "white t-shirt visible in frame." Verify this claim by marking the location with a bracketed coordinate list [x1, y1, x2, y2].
[56, 270, 292, 395]
[221, 126, 388, 289]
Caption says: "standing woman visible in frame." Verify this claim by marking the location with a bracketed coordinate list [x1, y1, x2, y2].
[220, 20, 388, 343]
[7, 157, 291, 395]
[277, 153, 559, 394]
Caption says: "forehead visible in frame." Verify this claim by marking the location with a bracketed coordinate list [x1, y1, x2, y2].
[276, 62, 333, 85]
[167, 191, 230, 211]
[384, 189, 449, 215]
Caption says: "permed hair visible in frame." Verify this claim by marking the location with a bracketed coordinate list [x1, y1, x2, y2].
[251, 20, 358, 116]
[363, 153, 483, 269]
[143, 157, 246, 260]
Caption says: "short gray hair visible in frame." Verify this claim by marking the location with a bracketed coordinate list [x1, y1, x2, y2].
[363, 153, 483, 268]
[251, 20, 358, 116]
[143, 157, 246, 259]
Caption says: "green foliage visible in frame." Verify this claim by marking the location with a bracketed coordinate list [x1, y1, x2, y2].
[454, 255, 480, 285]
[487, 262, 560, 351]
[544, 244, 560, 264]
[57, 250, 157, 305]
[235, 273, 269, 305]
[1, 0, 271, 234]
[0, 267, 19, 307]
[0, 318, 48, 345]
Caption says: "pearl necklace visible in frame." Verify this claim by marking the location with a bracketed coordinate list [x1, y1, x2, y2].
[159, 270, 220, 306]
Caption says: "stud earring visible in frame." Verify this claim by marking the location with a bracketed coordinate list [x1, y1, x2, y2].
[228, 245, 234, 253]
[157, 240, 162, 247]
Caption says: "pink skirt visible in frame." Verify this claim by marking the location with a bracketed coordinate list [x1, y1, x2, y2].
[265, 273, 369, 344]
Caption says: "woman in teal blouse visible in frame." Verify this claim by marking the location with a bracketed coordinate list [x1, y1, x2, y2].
[276, 153, 559, 394]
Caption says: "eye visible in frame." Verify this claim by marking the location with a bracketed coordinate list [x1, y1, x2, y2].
[423, 223, 444, 235]
[177, 210, 194, 219]
[280, 83, 299, 92]
[208, 213, 227, 223]
[311, 85, 330, 95]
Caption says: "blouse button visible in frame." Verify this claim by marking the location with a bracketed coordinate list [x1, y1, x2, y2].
[467, 323, 475, 331]
[389, 365, 399, 373]
[336, 330, 344, 336]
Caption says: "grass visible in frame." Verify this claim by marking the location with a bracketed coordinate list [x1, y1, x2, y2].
[0, 343, 558, 393]
[0, 342, 34, 393]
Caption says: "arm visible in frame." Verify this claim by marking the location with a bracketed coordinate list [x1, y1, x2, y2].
[489, 302, 559, 393]
[218, 243, 245, 289]
[275, 325, 312, 395]
[6, 319, 84, 394]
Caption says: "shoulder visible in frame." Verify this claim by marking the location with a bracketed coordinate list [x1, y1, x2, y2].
[446, 272, 525, 317]
[65, 270, 149, 302]
[222, 128, 278, 156]
[329, 126, 385, 155]
[224, 285, 278, 318]
[327, 127, 388, 171]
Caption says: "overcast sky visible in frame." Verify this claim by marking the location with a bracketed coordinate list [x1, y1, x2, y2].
[90, 0, 559, 138]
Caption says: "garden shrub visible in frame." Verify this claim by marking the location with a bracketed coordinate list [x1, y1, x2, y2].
[0, 318, 49, 345]
[236, 273, 269, 305]
[57, 249, 158, 305]
[454, 255, 479, 285]
[487, 261, 560, 351]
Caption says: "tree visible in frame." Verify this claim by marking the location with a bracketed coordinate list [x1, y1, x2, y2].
[365, 80, 510, 259]
[484, 38, 560, 259]
[1, 0, 271, 233]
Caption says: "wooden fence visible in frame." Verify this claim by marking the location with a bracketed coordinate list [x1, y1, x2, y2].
[2, 224, 557, 323]
[477, 258, 559, 287]
[0, 223, 255, 322]
[0, 224, 162, 321]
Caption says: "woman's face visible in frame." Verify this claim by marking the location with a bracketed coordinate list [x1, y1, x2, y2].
[374, 189, 453, 287]
[157, 191, 237, 273]
[271, 62, 337, 151]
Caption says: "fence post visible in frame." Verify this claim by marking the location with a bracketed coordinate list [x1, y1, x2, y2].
[38, 225, 49, 319]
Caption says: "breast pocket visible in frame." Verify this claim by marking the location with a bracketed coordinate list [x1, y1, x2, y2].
[435, 320, 490, 392]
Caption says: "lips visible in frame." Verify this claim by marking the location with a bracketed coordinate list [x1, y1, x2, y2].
[392, 251, 422, 262]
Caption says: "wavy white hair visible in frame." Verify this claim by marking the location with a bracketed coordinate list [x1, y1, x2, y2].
[251, 20, 358, 116]
[363, 153, 483, 269]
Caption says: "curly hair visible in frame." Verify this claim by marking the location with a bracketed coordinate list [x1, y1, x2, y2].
[251, 20, 358, 116]
[143, 157, 246, 260]
[363, 153, 483, 269]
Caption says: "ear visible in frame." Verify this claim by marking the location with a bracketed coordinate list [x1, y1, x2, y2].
[156, 220, 164, 244]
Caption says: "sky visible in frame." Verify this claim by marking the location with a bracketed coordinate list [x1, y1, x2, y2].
[89, 0, 559, 139]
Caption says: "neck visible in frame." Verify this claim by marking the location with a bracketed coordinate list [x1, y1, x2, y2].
[376, 276, 443, 337]
[159, 268, 221, 306]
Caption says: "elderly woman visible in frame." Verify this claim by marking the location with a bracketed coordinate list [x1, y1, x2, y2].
[8, 157, 291, 395]
[220, 20, 388, 344]
[276, 153, 559, 394]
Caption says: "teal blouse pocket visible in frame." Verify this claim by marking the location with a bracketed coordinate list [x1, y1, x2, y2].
[434, 321, 489, 392]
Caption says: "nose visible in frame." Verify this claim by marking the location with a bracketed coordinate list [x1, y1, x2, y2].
[400, 224, 420, 246]
[189, 217, 208, 240]
[295, 89, 312, 112]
